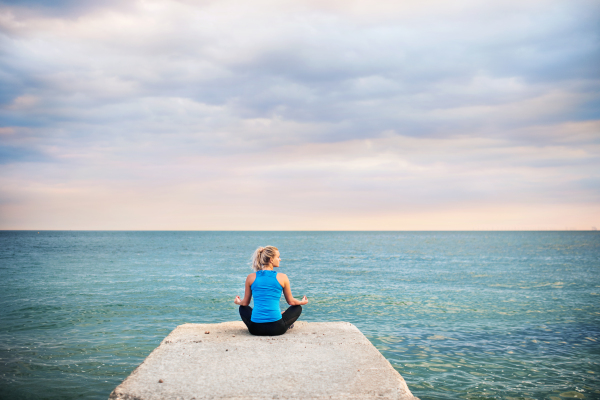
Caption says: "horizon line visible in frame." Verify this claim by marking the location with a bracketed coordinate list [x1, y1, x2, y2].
[1, 229, 598, 232]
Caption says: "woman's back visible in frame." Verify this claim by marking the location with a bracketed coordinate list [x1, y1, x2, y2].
[250, 270, 282, 323]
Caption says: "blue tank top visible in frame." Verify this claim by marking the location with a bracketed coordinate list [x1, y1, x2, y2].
[251, 270, 283, 323]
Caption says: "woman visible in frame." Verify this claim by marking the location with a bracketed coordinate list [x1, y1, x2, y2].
[234, 245, 308, 336]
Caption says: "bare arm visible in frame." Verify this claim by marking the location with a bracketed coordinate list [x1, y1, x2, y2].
[278, 274, 308, 306]
[234, 273, 255, 306]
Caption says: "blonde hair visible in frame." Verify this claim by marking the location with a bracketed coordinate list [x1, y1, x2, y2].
[251, 246, 279, 272]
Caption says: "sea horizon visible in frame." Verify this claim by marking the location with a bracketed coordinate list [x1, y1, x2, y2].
[2, 229, 598, 232]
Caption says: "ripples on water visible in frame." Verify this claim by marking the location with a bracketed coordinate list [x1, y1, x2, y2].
[0, 231, 599, 399]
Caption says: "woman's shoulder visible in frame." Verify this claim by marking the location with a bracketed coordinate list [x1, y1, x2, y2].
[246, 272, 256, 284]
[275, 272, 288, 285]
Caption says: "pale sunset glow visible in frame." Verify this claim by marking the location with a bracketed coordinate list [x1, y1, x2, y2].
[0, 0, 598, 230]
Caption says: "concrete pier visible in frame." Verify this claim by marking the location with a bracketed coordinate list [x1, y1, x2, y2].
[109, 321, 420, 400]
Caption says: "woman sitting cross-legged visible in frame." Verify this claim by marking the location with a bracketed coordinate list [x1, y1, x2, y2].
[234, 245, 308, 336]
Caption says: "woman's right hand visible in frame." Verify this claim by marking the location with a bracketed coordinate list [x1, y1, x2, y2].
[300, 295, 308, 305]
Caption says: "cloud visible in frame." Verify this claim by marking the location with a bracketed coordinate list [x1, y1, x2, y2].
[0, 0, 598, 229]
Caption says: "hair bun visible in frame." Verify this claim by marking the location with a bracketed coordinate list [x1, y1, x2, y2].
[251, 245, 278, 272]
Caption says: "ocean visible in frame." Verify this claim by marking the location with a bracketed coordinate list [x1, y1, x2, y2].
[0, 231, 598, 399]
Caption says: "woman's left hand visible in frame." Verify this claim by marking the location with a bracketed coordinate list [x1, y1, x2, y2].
[234, 295, 242, 305]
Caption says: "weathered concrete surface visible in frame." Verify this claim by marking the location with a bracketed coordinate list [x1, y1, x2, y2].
[109, 321, 420, 400]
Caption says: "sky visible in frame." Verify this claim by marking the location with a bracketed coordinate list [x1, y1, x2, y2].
[0, 0, 599, 230]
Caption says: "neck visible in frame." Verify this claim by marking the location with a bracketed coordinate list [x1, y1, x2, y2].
[262, 265, 273, 271]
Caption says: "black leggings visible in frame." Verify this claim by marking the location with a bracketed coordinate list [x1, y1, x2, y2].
[239, 305, 302, 336]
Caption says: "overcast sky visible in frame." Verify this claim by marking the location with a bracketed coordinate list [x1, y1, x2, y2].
[0, 0, 598, 230]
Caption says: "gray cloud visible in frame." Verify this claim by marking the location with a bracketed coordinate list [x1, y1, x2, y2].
[0, 0, 598, 229]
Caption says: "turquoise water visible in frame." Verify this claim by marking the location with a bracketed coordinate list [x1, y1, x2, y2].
[0, 231, 599, 400]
